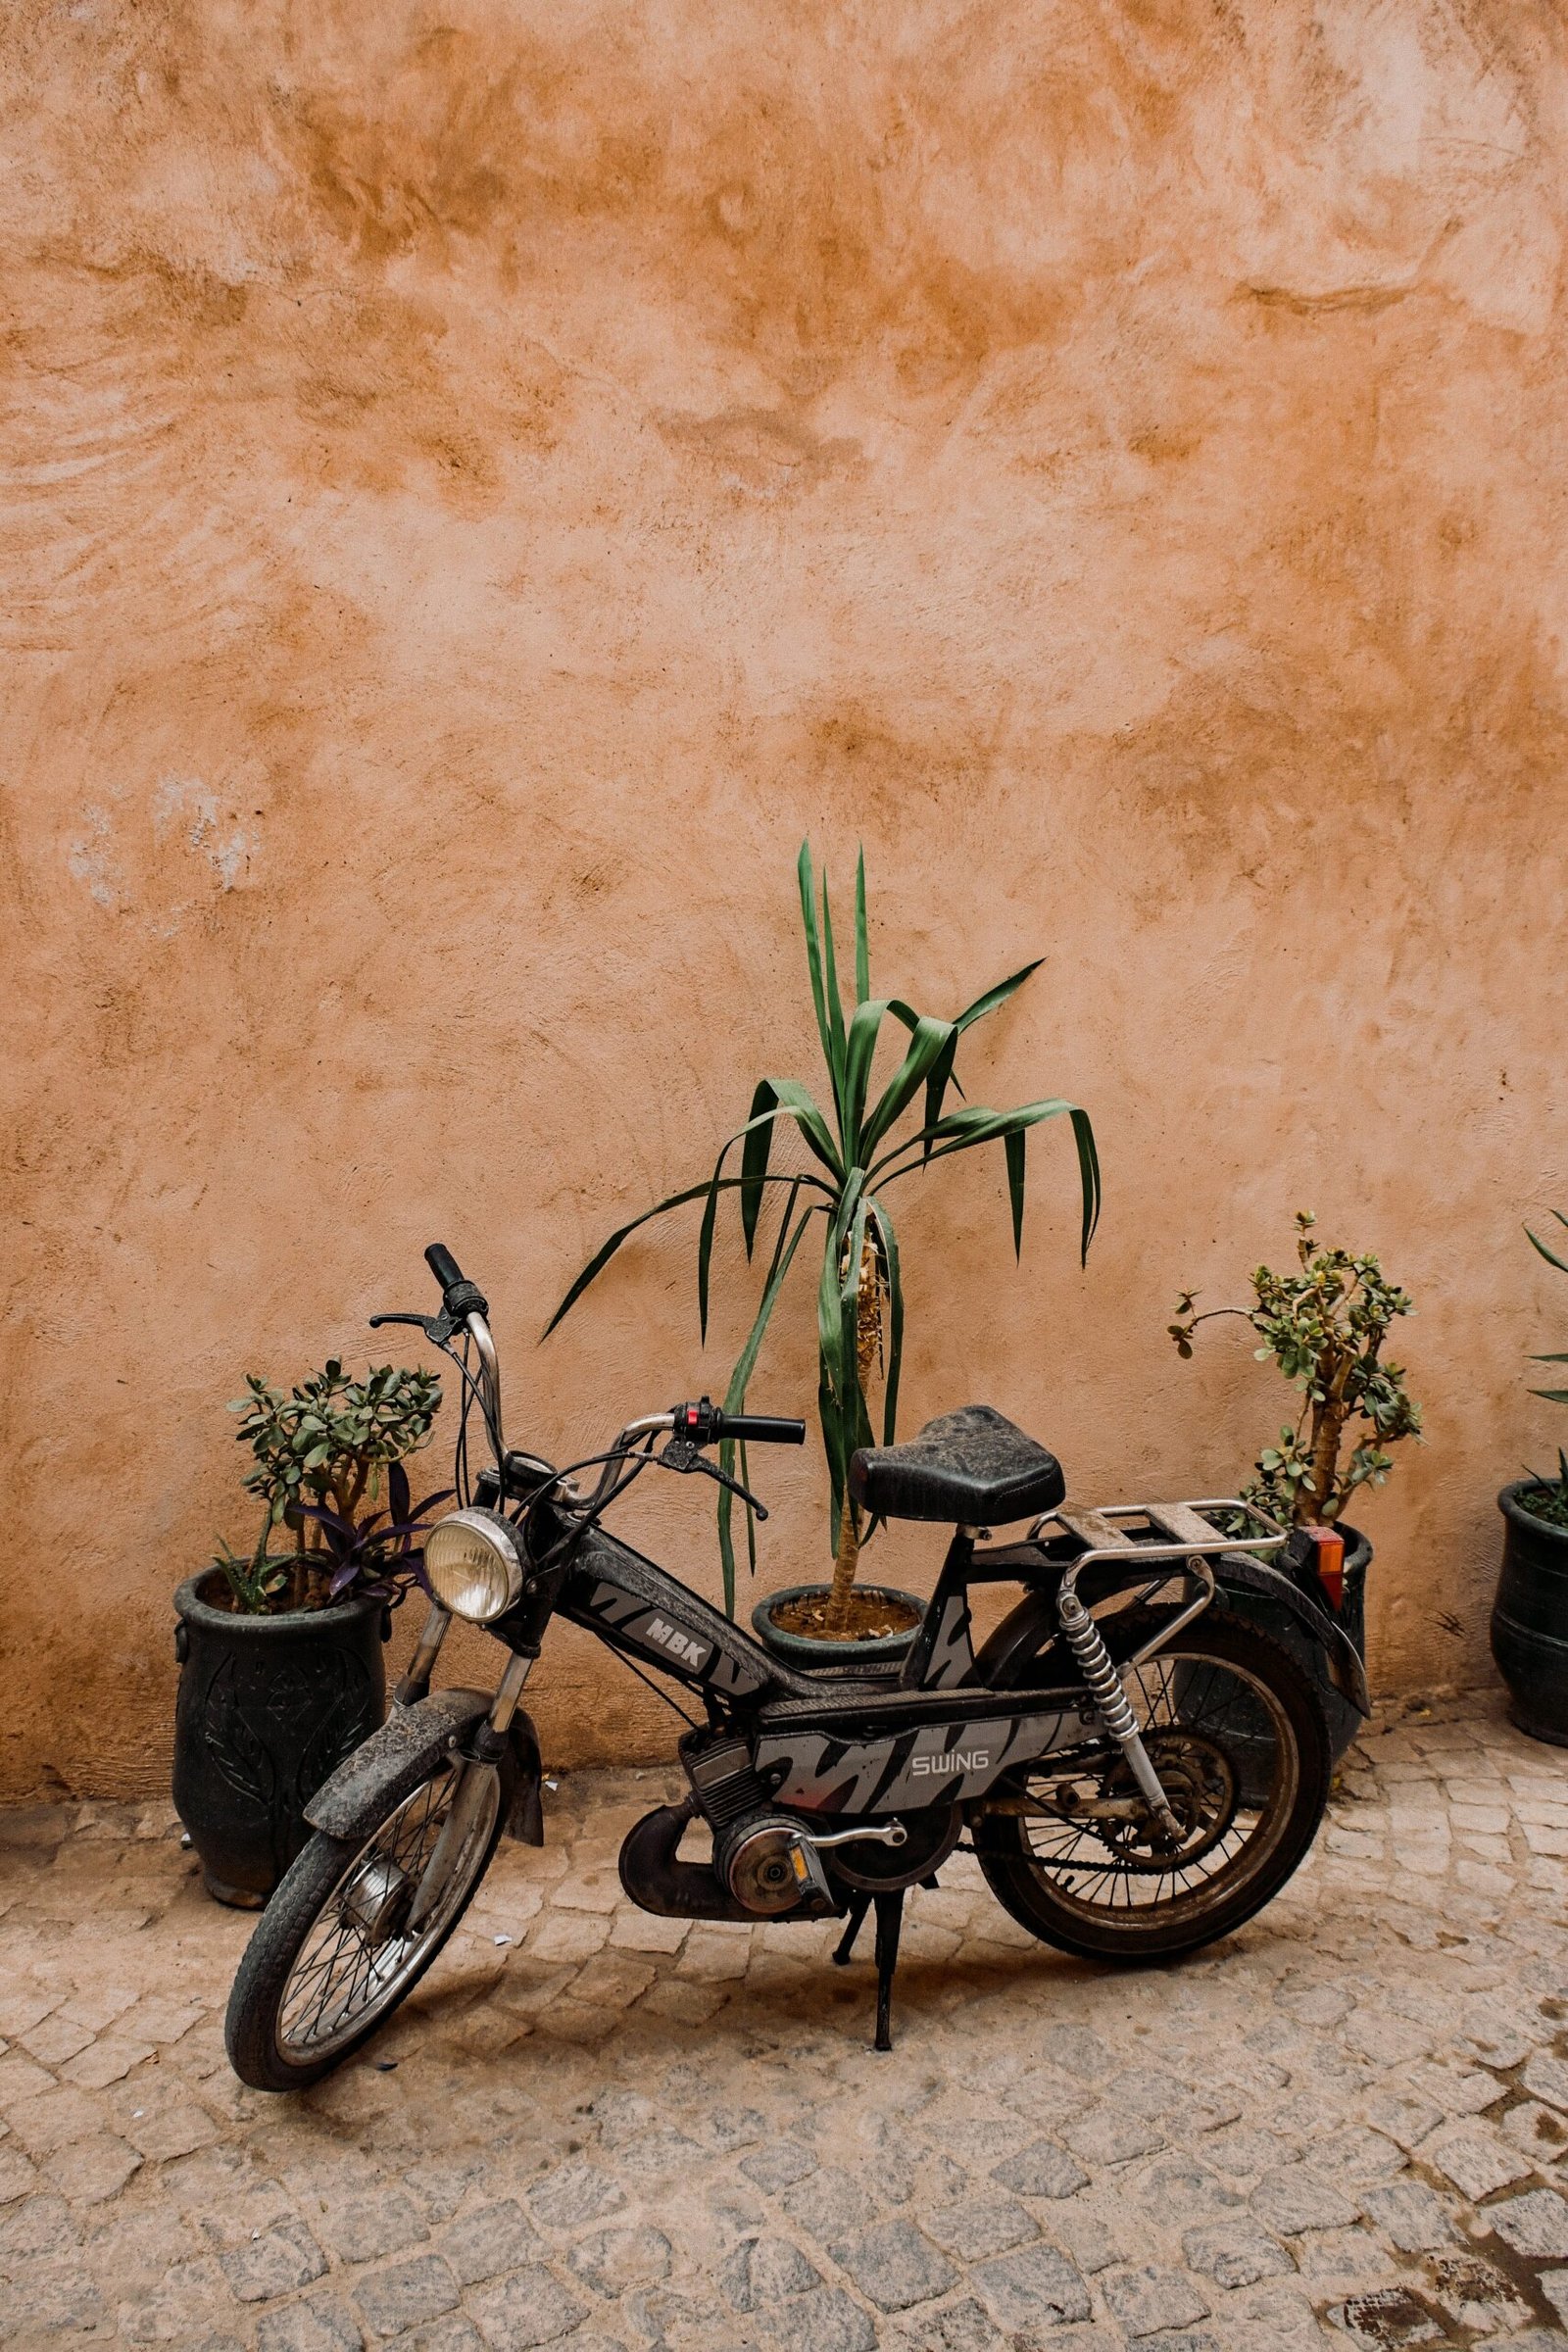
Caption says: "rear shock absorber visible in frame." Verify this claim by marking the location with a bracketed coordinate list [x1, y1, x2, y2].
[1057, 1589, 1182, 1840]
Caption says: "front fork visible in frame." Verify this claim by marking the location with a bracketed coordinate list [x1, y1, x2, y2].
[400, 1606, 538, 1927]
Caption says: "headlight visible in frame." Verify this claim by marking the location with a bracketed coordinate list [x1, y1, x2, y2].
[423, 1509, 524, 1624]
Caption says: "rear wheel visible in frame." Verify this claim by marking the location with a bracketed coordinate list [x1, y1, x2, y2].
[225, 1752, 514, 2091]
[973, 1607, 1330, 1962]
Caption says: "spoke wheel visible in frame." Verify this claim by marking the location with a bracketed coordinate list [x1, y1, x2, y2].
[226, 1751, 514, 2092]
[974, 1607, 1329, 1963]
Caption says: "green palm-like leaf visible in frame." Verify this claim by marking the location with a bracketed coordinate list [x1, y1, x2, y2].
[840, 999, 890, 1160]
[868, 1195, 903, 1448]
[543, 1170, 822, 1338]
[737, 1078, 843, 1264]
[716, 1187, 815, 1614]
[797, 843, 837, 1098]
[1528, 1219, 1568, 1276]
[819, 868, 849, 1126]
[855, 849, 870, 1005]
[874, 1097, 1101, 1263]
[1004, 1128, 1026, 1257]
[859, 1013, 954, 1160]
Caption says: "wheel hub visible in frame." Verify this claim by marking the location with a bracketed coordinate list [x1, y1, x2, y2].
[337, 1855, 415, 1948]
[1096, 1729, 1240, 1870]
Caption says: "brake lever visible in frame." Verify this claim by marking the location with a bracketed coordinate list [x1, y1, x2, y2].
[659, 1437, 769, 1522]
[369, 1308, 466, 1344]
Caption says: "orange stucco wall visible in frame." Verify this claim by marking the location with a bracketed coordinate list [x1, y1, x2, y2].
[5, 1, 1568, 1797]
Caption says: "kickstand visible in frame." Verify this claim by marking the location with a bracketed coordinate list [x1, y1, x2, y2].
[832, 1890, 870, 1967]
[872, 1888, 905, 2053]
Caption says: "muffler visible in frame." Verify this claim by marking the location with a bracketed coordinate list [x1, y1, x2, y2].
[617, 1797, 757, 1922]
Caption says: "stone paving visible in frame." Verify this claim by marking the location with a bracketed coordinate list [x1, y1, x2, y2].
[6, 1691, 1568, 2352]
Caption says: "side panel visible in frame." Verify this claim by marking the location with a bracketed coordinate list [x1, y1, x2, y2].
[755, 1709, 1080, 1815]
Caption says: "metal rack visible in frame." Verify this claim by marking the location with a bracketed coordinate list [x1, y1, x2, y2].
[1029, 1495, 1288, 1574]
[1023, 1498, 1290, 1675]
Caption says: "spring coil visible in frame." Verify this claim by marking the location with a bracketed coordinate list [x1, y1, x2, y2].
[1057, 1592, 1140, 1741]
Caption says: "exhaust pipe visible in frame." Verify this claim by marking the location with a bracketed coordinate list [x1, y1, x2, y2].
[617, 1797, 755, 1923]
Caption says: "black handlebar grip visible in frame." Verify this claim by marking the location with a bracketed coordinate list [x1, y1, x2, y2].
[424, 1243, 465, 1294]
[720, 1414, 807, 1446]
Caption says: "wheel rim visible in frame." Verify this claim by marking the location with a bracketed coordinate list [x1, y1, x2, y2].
[1009, 1643, 1300, 1925]
[274, 1765, 498, 2062]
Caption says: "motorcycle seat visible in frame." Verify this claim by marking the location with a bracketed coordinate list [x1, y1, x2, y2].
[850, 1404, 1065, 1527]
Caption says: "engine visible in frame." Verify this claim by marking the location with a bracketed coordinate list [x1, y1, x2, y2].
[683, 1734, 829, 1916]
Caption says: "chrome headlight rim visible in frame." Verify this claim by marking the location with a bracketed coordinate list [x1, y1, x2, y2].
[423, 1507, 524, 1625]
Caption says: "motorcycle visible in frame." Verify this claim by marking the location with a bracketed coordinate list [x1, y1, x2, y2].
[224, 1244, 1370, 2092]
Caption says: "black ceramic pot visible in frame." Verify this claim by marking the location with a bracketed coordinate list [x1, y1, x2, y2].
[753, 1583, 924, 1669]
[1493, 1483, 1568, 1746]
[172, 1571, 388, 1907]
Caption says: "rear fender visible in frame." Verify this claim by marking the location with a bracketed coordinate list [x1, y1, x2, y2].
[304, 1688, 546, 1845]
[974, 1561, 1370, 1718]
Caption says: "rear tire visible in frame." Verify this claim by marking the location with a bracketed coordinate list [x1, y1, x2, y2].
[974, 1607, 1330, 1963]
[225, 1752, 514, 2092]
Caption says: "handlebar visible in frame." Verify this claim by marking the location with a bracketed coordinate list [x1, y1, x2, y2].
[424, 1241, 488, 1320]
[424, 1242, 466, 1291]
[721, 1413, 807, 1446]
[669, 1398, 806, 1447]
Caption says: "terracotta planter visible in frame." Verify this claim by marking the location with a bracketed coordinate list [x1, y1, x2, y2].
[752, 1582, 923, 1669]
[1493, 1483, 1568, 1746]
[172, 1571, 388, 1907]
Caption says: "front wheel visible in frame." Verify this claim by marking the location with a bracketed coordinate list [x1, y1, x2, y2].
[225, 1751, 514, 2091]
[973, 1607, 1330, 1963]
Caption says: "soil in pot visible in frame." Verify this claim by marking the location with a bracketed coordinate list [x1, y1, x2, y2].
[172, 1569, 388, 1908]
[1493, 1482, 1568, 1745]
[770, 1589, 922, 1642]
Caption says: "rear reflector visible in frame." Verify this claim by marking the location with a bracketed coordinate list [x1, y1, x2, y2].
[1305, 1524, 1346, 1610]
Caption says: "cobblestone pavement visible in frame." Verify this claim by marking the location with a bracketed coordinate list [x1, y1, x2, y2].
[6, 1692, 1568, 2352]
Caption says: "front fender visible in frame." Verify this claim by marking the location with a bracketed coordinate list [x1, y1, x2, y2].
[304, 1688, 546, 1845]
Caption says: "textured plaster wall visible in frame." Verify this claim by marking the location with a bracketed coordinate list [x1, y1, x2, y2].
[4, 0, 1568, 1797]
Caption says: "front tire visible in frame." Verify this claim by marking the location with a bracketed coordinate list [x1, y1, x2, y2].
[225, 1752, 514, 2092]
[974, 1607, 1330, 1964]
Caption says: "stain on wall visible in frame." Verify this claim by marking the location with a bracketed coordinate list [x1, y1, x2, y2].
[4, 1, 1567, 1795]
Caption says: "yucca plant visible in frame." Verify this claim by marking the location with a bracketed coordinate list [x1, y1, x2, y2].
[547, 843, 1101, 1628]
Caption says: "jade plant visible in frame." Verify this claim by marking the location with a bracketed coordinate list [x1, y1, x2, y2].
[548, 841, 1100, 1632]
[1521, 1212, 1568, 1529]
[1169, 1212, 1422, 1527]
[214, 1360, 447, 1613]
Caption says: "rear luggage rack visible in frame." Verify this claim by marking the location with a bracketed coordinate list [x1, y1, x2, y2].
[1035, 1499, 1289, 1678]
[1039, 1496, 1287, 1574]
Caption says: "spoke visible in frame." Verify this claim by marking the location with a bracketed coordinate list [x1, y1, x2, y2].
[275, 1768, 491, 2060]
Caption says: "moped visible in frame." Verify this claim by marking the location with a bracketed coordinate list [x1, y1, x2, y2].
[225, 1244, 1369, 2092]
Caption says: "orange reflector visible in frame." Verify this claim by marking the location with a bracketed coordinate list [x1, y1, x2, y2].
[1306, 1524, 1345, 1610]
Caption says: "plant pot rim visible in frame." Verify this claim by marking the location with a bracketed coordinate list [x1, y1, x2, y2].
[173, 1569, 386, 1635]
[1498, 1481, 1568, 1539]
[753, 1581, 924, 1664]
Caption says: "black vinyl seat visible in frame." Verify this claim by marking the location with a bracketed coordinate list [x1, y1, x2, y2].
[849, 1404, 1066, 1527]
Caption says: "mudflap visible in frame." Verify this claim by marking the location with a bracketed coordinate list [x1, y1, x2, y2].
[303, 1688, 546, 1846]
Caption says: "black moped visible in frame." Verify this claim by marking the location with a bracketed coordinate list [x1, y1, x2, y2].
[225, 1245, 1368, 2091]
